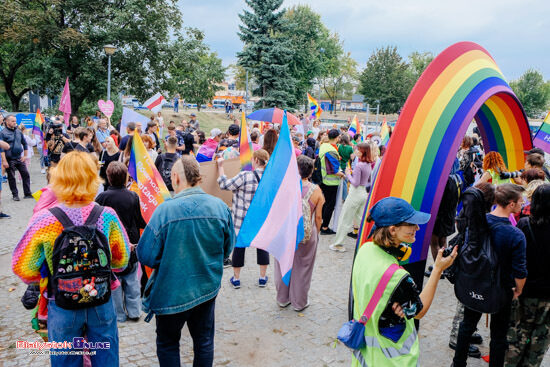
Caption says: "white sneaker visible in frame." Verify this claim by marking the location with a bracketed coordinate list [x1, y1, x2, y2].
[41, 169, 46, 174]
[277, 301, 291, 308]
[293, 300, 310, 312]
[329, 244, 346, 253]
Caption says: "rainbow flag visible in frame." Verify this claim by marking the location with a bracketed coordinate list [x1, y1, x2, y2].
[533, 111, 550, 153]
[239, 111, 253, 171]
[380, 118, 390, 146]
[236, 112, 304, 285]
[128, 133, 171, 222]
[348, 115, 361, 139]
[33, 109, 47, 155]
[307, 93, 322, 120]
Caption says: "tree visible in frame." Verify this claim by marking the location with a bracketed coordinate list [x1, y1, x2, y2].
[237, 0, 297, 109]
[167, 33, 225, 111]
[359, 46, 411, 114]
[1, 0, 182, 112]
[407, 51, 434, 85]
[229, 64, 249, 91]
[319, 50, 359, 114]
[509, 69, 550, 118]
[282, 5, 334, 111]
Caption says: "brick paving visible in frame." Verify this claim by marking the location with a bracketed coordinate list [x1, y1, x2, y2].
[0, 156, 548, 366]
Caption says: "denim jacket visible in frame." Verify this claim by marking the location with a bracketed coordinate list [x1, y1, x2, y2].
[137, 187, 235, 319]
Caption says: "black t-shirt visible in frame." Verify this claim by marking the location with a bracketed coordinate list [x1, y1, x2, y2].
[119, 135, 132, 151]
[99, 151, 122, 184]
[63, 141, 93, 154]
[47, 133, 70, 163]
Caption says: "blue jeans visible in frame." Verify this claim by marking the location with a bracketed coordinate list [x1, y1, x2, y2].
[112, 266, 141, 322]
[48, 299, 119, 367]
[155, 297, 216, 367]
[174, 103, 179, 112]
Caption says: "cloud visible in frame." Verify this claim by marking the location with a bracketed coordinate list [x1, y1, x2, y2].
[178, 0, 550, 80]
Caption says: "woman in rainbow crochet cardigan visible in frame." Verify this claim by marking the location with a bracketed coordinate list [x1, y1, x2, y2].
[12, 151, 130, 367]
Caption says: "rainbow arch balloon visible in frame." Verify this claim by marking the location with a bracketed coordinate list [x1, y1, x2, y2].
[358, 41, 533, 264]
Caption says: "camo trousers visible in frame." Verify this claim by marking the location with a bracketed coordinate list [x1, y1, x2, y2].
[450, 301, 465, 345]
[505, 297, 550, 367]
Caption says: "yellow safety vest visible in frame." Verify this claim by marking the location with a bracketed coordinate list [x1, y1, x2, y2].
[351, 242, 419, 367]
[319, 143, 340, 186]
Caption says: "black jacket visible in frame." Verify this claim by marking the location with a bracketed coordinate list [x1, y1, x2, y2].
[517, 217, 550, 299]
[95, 187, 146, 244]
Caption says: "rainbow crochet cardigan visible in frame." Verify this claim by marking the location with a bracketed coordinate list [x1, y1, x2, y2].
[12, 203, 130, 284]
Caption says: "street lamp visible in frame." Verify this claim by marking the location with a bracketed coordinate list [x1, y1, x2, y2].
[103, 44, 117, 101]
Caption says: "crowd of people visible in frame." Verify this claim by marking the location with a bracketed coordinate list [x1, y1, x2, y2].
[2, 109, 550, 366]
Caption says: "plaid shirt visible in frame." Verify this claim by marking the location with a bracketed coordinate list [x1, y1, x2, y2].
[217, 168, 263, 232]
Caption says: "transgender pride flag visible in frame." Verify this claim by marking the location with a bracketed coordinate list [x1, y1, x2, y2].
[236, 112, 304, 285]
[533, 111, 550, 153]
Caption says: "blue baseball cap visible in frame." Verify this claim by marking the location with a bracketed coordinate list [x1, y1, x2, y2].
[368, 197, 431, 232]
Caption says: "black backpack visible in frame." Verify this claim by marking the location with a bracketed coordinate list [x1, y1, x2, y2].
[453, 223, 507, 314]
[311, 156, 323, 184]
[49, 205, 112, 310]
[159, 154, 177, 191]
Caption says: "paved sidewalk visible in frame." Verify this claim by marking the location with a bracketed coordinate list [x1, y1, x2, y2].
[0, 157, 548, 366]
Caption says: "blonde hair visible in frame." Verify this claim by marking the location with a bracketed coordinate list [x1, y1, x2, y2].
[525, 179, 546, 201]
[50, 151, 101, 205]
[253, 149, 269, 166]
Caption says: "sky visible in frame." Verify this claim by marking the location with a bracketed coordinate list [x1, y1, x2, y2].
[178, 0, 550, 81]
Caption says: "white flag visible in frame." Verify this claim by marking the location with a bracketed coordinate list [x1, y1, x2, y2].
[143, 92, 166, 113]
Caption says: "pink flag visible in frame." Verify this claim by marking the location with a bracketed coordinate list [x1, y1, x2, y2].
[58, 77, 71, 126]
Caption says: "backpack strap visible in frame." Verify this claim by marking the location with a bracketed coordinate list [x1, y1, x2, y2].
[304, 183, 316, 201]
[253, 170, 261, 183]
[48, 207, 75, 229]
[359, 263, 401, 324]
[85, 205, 104, 226]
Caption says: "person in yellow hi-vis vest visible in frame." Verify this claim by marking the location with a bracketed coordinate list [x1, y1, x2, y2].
[351, 197, 458, 366]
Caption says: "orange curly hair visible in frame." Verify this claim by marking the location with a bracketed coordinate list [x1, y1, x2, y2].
[483, 151, 508, 173]
[50, 151, 101, 205]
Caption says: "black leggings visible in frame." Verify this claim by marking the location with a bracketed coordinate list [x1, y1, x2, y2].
[320, 183, 339, 228]
[231, 248, 270, 268]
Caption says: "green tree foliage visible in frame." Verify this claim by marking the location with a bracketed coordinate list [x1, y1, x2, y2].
[359, 46, 411, 114]
[166, 30, 226, 112]
[319, 50, 359, 114]
[0, 0, 182, 112]
[509, 69, 550, 118]
[407, 51, 434, 85]
[237, 0, 296, 109]
[282, 5, 335, 111]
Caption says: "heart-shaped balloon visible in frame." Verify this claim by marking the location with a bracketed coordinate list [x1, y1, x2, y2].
[98, 100, 115, 117]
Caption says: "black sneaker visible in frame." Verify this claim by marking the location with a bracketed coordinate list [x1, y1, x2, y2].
[448, 342, 481, 358]
[12, 196, 20, 201]
[320, 228, 336, 235]
[0, 212, 10, 219]
[223, 258, 232, 268]
[470, 332, 483, 345]
[347, 232, 358, 239]
[128, 316, 140, 322]
[23, 194, 34, 199]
